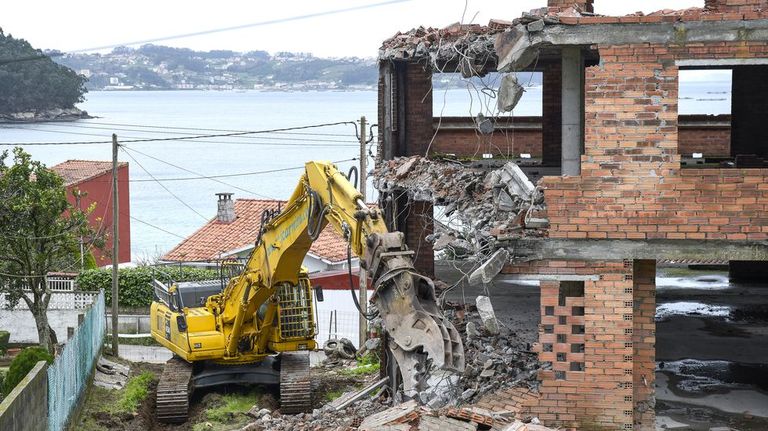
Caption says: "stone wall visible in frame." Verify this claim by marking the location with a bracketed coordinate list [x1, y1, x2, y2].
[0, 361, 48, 431]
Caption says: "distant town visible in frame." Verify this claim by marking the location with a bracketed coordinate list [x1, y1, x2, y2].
[52, 44, 379, 91]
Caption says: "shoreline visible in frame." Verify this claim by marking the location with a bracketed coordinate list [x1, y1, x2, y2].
[0, 107, 93, 124]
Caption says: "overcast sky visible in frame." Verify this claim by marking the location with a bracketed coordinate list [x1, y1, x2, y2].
[3, 0, 703, 57]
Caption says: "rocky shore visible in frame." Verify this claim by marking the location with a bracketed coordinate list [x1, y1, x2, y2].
[0, 107, 92, 123]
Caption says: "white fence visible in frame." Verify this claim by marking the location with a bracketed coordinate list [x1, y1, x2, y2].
[0, 291, 98, 310]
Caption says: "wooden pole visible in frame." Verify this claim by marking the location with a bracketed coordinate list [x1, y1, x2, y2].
[111, 133, 120, 357]
[358, 116, 368, 349]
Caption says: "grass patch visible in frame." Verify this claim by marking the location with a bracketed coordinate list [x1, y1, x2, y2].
[117, 371, 154, 413]
[191, 389, 262, 431]
[325, 389, 344, 402]
[339, 353, 381, 377]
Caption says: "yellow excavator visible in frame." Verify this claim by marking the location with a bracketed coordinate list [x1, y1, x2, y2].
[149, 161, 464, 422]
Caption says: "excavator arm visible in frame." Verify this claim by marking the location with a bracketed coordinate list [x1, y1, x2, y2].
[207, 160, 464, 395]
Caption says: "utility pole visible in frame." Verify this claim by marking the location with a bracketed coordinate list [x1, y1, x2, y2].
[111, 134, 119, 357]
[358, 116, 368, 349]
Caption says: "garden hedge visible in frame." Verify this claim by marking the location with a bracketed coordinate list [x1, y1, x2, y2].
[76, 266, 220, 307]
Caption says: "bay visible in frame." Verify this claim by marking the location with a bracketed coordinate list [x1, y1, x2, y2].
[0, 80, 728, 261]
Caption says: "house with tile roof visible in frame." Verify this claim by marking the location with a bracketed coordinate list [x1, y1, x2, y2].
[50, 160, 131, 266]
[160, 195, 359, 276]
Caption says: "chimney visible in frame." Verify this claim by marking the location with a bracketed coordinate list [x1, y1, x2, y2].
[216, 193, 235, 223]
[548, 0, 594, 13]
[706, 0, 767, 12]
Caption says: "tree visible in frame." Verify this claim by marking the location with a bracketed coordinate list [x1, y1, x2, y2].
[0, 28, 87, 114]
[0, 148, 95, 353]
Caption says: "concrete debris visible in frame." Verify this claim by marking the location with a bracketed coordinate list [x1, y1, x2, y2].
[468, 248, 510, 286]
[476, 113, 495, 135]
[420, 414, 478, 430]
[476, 296, 500, 335]
[359, 399, 420, 430]
[443, 302, 541, 403]
[374, 156, 547, 258]
[497, 73, 525, 112]
[356, 337, 381, 357]
[93, 356, 130, 389]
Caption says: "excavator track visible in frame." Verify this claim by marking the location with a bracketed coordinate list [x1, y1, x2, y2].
[279, 352, 312, 414]
[156, 357, 193, 423]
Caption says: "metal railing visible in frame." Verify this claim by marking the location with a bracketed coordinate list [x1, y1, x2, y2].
[47, 290, 105, 431]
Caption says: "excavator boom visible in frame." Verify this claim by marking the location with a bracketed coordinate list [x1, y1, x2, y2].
[150, 160, 464, 421]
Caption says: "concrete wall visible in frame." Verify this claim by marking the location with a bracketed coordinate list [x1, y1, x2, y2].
[0, 309, 84, 343]
[0, 361, 48, 431]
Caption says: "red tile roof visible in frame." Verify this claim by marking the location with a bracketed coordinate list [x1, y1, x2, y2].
[50, 160, 128, 186]
[161, 199, 354, 264]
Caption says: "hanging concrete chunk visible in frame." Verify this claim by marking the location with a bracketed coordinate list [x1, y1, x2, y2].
[468, 248, 510, 285]
[497, 73, 525, 112]
[475, 295, 499, 335]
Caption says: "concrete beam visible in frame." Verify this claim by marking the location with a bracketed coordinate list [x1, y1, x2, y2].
[502, 239, 768, 261]
[497, 19, 768, 71]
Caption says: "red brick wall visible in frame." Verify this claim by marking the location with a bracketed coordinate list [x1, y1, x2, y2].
[431, 117, 542, 157]
[678, 115, 731, 157]
[548, 0, 594, 13]
[706, 0, 768, 12]
[543, 42, 768, 241]
[66, 165, 131, 265]
[404, 62, 434, 157]
[504, 259, 636, 429]
[427, 115, 729, 159]
[404, 200, 434, 276]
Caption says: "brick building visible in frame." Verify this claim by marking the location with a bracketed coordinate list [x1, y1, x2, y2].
[376, 1, 768, 429]
[51, 160, 131, 266]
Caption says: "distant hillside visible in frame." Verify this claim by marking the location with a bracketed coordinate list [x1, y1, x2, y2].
[0, 29, 87, 118]
[55, 44, 379, 91]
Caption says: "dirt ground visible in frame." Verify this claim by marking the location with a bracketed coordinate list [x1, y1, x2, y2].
[74, 355, 373, 431]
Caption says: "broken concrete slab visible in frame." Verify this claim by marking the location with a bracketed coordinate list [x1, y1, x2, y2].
[358, 399, 420, 430]
[468, 248, 510, 285]
[476, 295, 500, 335]
[420, 415, 478, 430]
[93, 356, 130, 389]
[497, 74, 525, 112]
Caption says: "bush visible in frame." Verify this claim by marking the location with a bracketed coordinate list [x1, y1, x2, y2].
[76, 266, 220, 307]
[2, 347, 53, 395]
[0, 330, 9, 355]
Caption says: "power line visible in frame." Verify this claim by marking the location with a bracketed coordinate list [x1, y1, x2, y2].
[24, 122, 358, 142]
[84, 121, 355, 137]
[119, 147, 209, 221]
[119, 145, 277, 198]
[68, 0, 411, 53]
[6, 123, 359, 144]
[126, 213, 187, 240]
[0, 121, 356, 146]
[123, 146, 357, 182]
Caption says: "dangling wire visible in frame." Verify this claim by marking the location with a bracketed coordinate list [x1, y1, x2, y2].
[307, 189, 328, 241]
[347, 243, 378, 321]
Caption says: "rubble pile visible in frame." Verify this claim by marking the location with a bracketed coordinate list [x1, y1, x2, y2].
[444, 301, 541, 404]
[374, 156, 547, 257]
[241, 397, 555, 431]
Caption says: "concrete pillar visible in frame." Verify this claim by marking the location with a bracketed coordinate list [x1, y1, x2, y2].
[542, 62, 562, 167]
[561, 47, 584, 176]
[729, 260, 768, 283]
[731, 66, 768, 160]
[633, 260, 656, 431]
